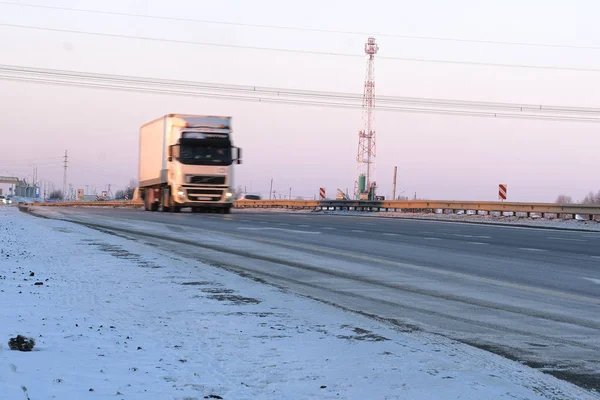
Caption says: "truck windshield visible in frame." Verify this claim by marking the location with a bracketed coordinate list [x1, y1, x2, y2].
[179, 145, 232, 166]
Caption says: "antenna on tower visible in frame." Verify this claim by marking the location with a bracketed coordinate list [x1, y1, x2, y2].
[355, 37, 379, 200]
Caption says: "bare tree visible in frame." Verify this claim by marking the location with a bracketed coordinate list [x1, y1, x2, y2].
[581, 190, 600, 205]
[115, 179, 137, 200]
[555, 194, 573, 204]
[125, 179, 137, 199]
[114, 190, 126, 200]
[232, 186, 244, 199]
[48, 190, 63, 200]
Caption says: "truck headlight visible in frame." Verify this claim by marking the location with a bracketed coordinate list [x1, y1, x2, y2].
[177, 190, 185, 198]
[225, 192, 233, 198]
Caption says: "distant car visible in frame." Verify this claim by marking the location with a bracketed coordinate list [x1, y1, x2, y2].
[0, 196, 11, 204]
[238, 194, 261, 201]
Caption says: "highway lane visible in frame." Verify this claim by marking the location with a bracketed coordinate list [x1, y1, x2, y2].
[237, 211, 600, 255]
[45, 208, 600, 295]
[30, 207, 600, 390]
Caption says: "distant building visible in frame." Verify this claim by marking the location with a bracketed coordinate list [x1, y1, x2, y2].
[14, 180, 39, 198]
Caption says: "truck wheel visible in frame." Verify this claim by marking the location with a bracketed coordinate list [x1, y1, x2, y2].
[145, 188, 159, 212]
[145, 194, 158, 212]
[160, 188, 171, 212]
[223, 207, 232, 214]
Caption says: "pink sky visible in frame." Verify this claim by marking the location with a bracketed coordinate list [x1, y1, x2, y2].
[1, 0, 599, 201]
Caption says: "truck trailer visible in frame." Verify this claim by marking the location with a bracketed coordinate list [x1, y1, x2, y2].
[139, 114, 242, 213]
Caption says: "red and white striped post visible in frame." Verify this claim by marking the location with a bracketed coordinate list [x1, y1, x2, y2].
[498, 184, 507, 201]
[319, 187, 326, 200]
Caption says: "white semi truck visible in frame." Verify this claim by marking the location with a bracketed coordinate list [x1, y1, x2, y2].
[139, 114, 242, 213]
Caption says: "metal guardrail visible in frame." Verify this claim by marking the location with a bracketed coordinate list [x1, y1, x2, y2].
[235, 199, 600, 217]
[23, 199, 600, 218]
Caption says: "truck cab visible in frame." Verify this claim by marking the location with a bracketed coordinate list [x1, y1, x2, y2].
[139, 114, 242, 213]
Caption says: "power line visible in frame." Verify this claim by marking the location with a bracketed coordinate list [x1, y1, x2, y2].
[2, 64, 599, 115]
[1, 67, 600, 123]
[1, 23, 599, 73]
[1, 0, 597, 51]
[2, 70, 600, 122]
[0, 23, 360, 57]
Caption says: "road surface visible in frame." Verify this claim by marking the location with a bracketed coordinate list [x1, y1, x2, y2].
[30, 207, 600, 391]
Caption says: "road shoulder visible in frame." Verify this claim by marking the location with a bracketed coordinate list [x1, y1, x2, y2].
[1, 207, 596, 399]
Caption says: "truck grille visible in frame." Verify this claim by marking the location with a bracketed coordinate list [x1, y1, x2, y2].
[187, 188, 224, 202]
[189, 175, 226, 185]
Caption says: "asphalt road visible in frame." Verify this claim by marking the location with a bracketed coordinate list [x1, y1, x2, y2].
[32, 207, 600, 391]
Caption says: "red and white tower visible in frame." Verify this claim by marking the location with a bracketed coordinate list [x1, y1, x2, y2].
[355, 37, 379, 199]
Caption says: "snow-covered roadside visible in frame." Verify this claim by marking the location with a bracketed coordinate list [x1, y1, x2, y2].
[1, 208, 597, 400]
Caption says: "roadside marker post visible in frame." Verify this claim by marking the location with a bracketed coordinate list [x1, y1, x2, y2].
[499, 184, 507, 201]
[319, 187, 326, 200]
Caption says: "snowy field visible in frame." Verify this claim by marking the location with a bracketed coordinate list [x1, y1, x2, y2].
[1, 207, 597, 400]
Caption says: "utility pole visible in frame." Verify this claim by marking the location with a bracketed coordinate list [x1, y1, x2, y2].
[31, 164, 37, 186]
[63, 150, 68, 201]
[289, 187, 292, 200]
[392, 166, 398, 201]
[269, 178, 273, 200]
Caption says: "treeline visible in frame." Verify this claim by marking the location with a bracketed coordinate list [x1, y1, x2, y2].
[555, 190, 600, 205]
[114, 179, 137, 200]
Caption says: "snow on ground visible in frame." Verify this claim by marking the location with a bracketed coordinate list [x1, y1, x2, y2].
[1, 207, 597, 400]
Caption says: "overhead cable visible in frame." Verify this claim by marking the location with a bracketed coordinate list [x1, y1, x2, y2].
[2, 69, 600, 123]
[1, 64, 599, 115]
[1, 0, 598, 51]
[0, 23, 598, 73]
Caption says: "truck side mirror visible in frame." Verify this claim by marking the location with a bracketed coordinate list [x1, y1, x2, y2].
[235, 147, 242, 164]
